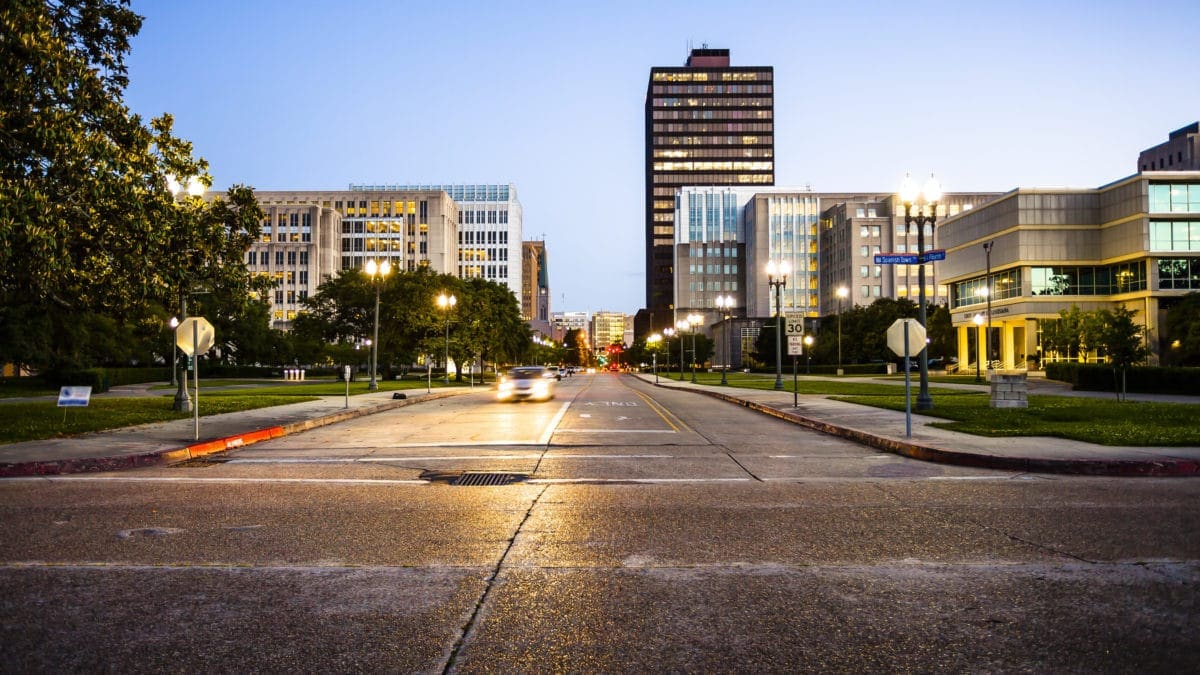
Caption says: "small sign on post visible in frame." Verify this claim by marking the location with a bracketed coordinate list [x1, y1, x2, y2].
[57, 386, 92, 407]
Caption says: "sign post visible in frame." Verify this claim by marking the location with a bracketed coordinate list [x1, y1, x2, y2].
[344, 365, 351, 409]
[887, 318, 927, 439]
[176, 317, 215, 441]
[786, 335, 805, 409]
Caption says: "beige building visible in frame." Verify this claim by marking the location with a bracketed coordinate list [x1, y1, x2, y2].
[590, 311, 629, 352]
[521, 241, 550, 334]
[939, 171, 1200, 370]
[248, 190, 459, 329]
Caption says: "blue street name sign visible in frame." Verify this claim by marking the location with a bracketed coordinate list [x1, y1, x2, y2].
[874, 254, 918, 264]
[922, 249, 947, 262]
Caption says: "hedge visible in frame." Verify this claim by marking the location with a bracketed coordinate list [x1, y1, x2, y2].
[1045, 362, 1200, 395]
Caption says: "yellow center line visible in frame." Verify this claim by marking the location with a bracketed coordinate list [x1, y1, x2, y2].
[629, 385, 691, 434]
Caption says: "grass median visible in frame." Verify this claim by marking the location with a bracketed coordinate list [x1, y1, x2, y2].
[834, 393, 1200, 446]
[0, 379, 464, 445]
[658, 370, 1199, 446]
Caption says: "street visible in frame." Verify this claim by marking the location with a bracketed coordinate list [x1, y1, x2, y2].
[2, 372, 1197, 672]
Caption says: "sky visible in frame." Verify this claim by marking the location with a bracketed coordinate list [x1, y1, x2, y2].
[124, 0, 1200, 316]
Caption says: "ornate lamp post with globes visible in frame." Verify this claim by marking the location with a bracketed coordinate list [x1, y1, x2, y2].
[835, 285, 848, 375]
[714, 295, 734, 385]
[166, 173, 206, 413]
[437, 292, 457, 384]
[364, 259, 391, 391]
[766, 260, 790, 391]
[663, 327, 675, 379]
[686, 313, 703, 383]
[675, 320, 689, 381]
[899, 172, 942, 411]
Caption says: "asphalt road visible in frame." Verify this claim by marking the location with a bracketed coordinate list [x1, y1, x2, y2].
[2, 372, 1197, 673]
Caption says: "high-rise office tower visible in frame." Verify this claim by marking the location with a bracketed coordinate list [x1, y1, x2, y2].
[643, 47, 774, 327]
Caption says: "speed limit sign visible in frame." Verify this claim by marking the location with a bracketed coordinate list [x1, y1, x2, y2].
[784, 310, 806, 336]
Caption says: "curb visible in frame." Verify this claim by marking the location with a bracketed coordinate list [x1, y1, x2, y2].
[0, 389, 473, 477]
[654, 382, 1200, 478]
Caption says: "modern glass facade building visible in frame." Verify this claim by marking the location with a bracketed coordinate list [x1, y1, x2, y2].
[644, 48, 774, 322]
[939, 172, 1200, 368]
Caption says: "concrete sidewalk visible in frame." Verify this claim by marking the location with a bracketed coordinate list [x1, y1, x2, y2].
[1, 375, 1198, 478]
[640, 374, 1200, 477]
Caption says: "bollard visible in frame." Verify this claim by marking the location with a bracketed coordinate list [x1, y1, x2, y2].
[299, 369, 305, 381]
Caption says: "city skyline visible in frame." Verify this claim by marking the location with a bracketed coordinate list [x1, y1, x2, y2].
[124, 0, 1200, 315]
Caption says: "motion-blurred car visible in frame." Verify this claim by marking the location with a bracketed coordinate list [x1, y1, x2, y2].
[497, 366, 556, 401]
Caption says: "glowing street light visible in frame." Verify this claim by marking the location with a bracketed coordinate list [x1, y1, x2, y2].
[364, 258, 392, 391]
[835, 285, 849, 375]
[437, 292, 457, 384]
[899, 172, 942, 410]
[766, 260, 791, 391]
[715, 295, 735, 385]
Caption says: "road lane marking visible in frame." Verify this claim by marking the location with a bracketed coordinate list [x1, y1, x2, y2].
[229, 454, 677, 464]
[629, 388, 690, 434]
[527, 478, 753, 484]
[551, 429, 675, 434]
[538, 401, 572, 445]
[0, 477, 428, 485]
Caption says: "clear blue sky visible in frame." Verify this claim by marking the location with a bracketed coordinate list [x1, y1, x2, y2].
[125, 0, 1200, 316]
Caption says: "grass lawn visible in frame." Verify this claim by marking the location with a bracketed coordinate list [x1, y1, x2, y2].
[835, 393, 1200, 446]
[0, 395, 316, 445]
[672, 370, 975, 397]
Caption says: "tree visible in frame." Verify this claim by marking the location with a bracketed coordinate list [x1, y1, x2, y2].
[1098, 306, 1151, 369]
[1, 2, 266, 373]
[1164, 292, 1200, 366]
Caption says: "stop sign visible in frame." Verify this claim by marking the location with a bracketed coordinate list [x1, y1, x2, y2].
[176, 317, 215, 356]
[886, 319, 926, 358]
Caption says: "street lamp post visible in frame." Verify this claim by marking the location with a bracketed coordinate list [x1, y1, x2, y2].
[804, 334, 814, 374]
[648, 333, 662, 383]
[169, 316, 179, 387]
[437, 292, 457, 384]
[983, 240, 994, 369]
[364, 259, 391, 391]
[675, 320, 689, 380]
[973, 313, 985, 382]
[766, 260, 791, 391]
[663, 327, 675, 379]
[900, 172, 942, 411]
[687, 313, 702, 383]
[835, 285, 848, 375]
[166, 174, 206, 413]
[715, 295, 734, 385]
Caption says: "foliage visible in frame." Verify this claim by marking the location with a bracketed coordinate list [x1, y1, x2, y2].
[1045, 362, 1200, 395]
[0, 1, 267, 374]
[1164, 292, 1200, 366]
[293, 268, 528, 378]
[1042, 305, 1151, 366]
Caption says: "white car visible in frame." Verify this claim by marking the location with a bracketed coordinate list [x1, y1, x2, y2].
[497, 366, 556, 401]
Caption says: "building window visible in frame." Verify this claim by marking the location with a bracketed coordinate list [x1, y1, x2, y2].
[860, 245, 869, 257]
[1157, 258, 1200, 289]
[855, 208, 865, 218]
[859, 265, 868, 278]
[1150, 220, 1200, 251]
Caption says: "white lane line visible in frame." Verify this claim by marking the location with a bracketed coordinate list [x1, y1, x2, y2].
[230, 455, 543, 464]
[527, 478, 753, 484]
[0, 477, 428, 485]
[538, 401, 572, 445]
[553, 429, 676, 434]
[229, 454, 677, 464]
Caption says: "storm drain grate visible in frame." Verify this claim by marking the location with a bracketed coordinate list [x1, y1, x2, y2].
[450, 472, 527, 487]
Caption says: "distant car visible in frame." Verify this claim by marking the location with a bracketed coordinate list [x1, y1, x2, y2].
[497, 366, 555, 401]
[544, 366, 562, 380]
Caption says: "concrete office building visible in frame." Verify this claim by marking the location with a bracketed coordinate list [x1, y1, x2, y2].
[591, 311, 629, 352]
[1139, 122, 1200, 172]
[249, 189, 459, 330]
[551, 311, 589, 344]
[351, 184, 524, 311]
[522, 241, 551, 335]
[642, 47, 774, 332]
[939, 171, 1200, 370]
